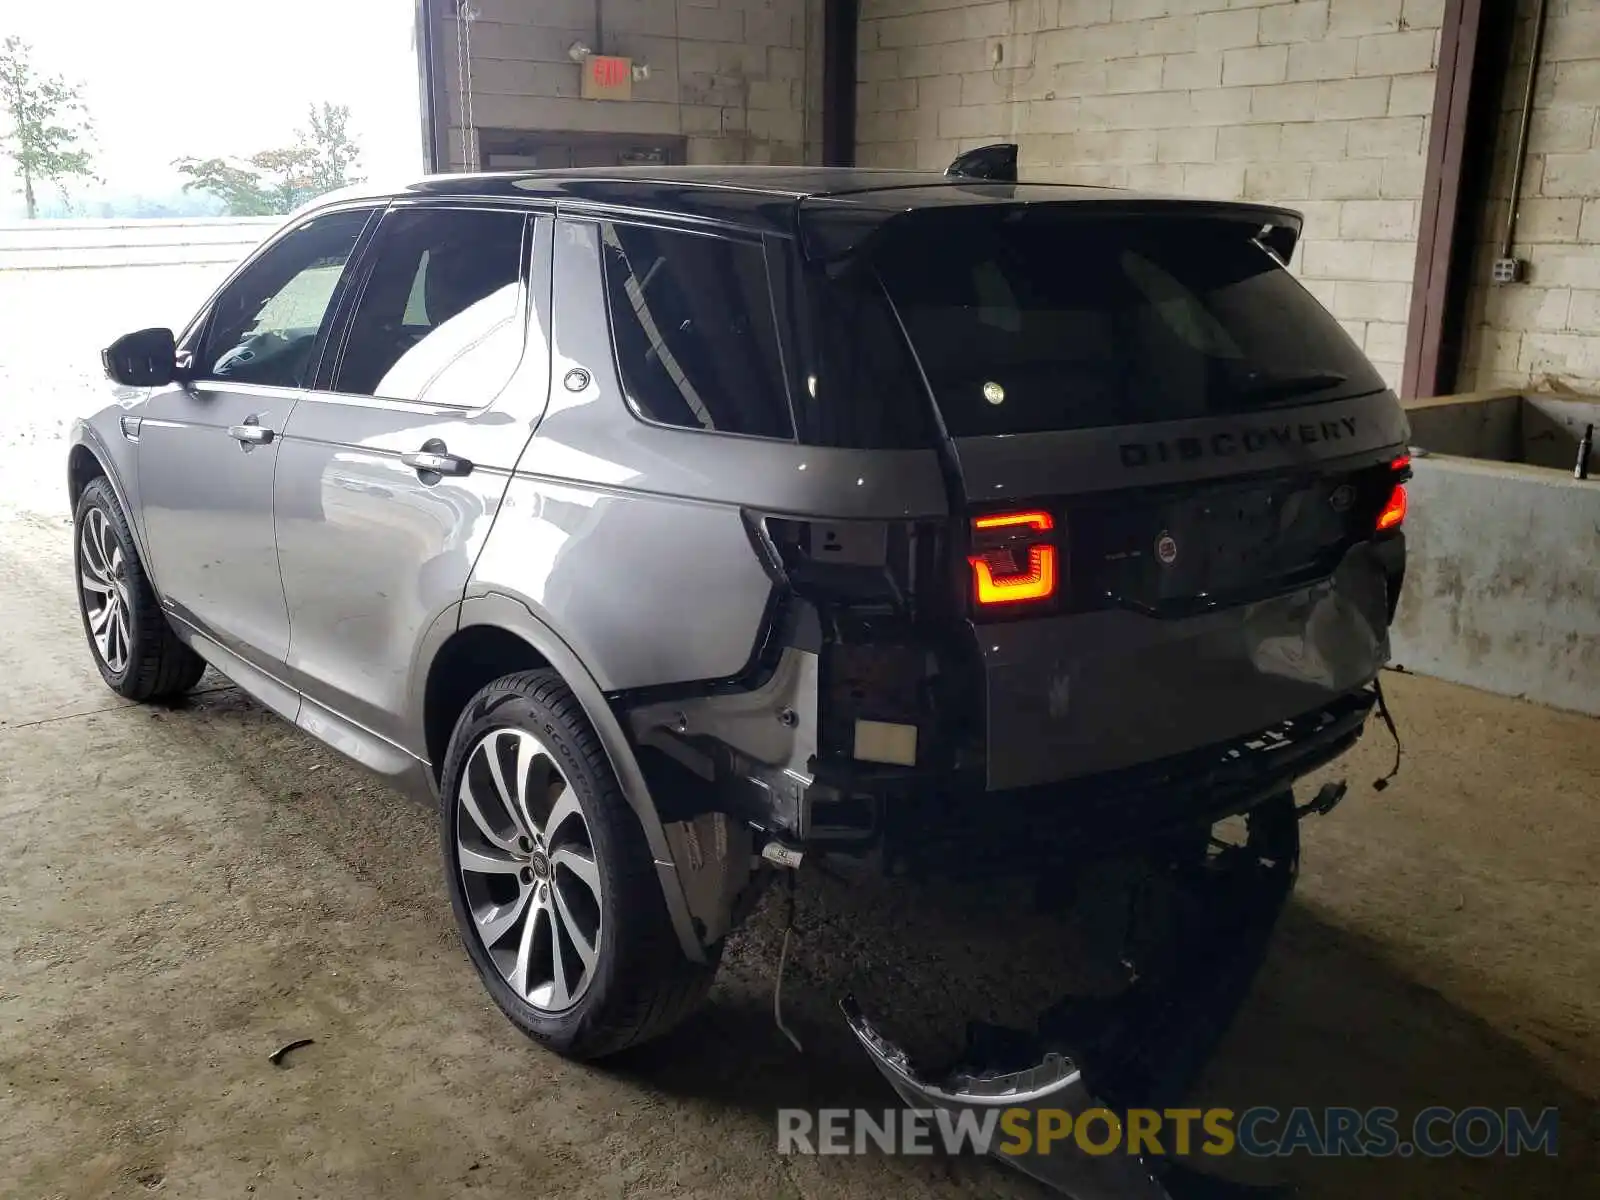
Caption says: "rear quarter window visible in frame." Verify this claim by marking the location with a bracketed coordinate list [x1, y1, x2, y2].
[871, 209, 1388, 438]
[788, 252, 938, 451]
[600, 222, 794, 440]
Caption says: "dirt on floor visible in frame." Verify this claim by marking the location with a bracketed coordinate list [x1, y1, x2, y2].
[1, 500, 1597, 1200]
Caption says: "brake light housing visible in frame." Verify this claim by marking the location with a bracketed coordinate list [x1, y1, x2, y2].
[968, 510, 1058, 608]
[1377, 454, 1410, 533]
[1377, 484, 1407, 531]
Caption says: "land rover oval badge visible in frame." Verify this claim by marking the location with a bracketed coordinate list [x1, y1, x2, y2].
[1156, 531, 1179, 566]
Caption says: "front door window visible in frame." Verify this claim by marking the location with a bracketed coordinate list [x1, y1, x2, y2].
[331, 207, 528, 406]
[195, 208, 373, 389]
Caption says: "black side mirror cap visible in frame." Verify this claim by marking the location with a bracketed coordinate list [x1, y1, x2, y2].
[102, 327, 178, 388]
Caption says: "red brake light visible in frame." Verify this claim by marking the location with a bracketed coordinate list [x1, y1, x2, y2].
[1391, 453, 1411, 473]
[974, 511, 1053, 533]
[1377, 483, 1407, 531]
[969, 511, 1057, 606]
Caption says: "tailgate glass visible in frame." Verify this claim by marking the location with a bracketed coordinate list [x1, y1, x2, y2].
[871, 210, 1387, 437]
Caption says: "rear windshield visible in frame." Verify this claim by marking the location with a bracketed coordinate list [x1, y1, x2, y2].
[870, 209, 1387, 438]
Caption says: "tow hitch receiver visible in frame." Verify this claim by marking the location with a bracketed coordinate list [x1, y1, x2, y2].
[843, 796, 1303, 1199]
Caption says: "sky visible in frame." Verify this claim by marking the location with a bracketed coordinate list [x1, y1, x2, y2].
[2, 0, 424, 214]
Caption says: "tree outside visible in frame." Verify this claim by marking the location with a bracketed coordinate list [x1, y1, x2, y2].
[300, 102, 362, 198]
[174, 102, 365, 217]
[0, 35, 96, 219]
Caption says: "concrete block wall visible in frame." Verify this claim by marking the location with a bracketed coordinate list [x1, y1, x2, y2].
[436, 0, 823, 171]
[856, 0, 1450, 388]
[1459, 1, 1600, 394]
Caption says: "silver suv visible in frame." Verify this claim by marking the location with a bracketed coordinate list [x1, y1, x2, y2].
[72, 159, 1410, 1068]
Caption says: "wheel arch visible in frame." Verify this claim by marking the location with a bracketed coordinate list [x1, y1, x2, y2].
[422, 590, 707, 963]
[67, 427, 155, 580]
[68, 441, 109, 509]
[422, 621, 552, 779]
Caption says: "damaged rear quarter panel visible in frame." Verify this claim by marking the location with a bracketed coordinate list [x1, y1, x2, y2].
[494, 216, 950, 695]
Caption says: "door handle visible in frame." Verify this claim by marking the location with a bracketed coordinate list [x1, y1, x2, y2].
[402, 440, 473, 478]
[228, 422, 274, 446]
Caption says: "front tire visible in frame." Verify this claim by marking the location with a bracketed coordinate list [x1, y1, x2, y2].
[440, 669, 718, 1059]
[73, 477, 206, 701]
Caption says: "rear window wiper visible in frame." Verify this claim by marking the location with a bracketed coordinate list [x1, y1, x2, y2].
[1232, 369, 1348, 404]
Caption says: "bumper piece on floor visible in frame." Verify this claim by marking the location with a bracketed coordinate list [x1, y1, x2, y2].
[844, 796, 1304, 1199]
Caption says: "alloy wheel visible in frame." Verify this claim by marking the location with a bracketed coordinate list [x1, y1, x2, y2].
[79, 507, 132, 675]
[455, 728, 603, 1013]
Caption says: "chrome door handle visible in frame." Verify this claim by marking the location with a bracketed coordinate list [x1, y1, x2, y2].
[402, 443, 473, 478]
[228, 423, 274, 445]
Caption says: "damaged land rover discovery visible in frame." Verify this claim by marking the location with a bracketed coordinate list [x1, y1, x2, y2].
[74, 148, 1408, 1196]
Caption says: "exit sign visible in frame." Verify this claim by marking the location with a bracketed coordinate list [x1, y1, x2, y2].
[582, 55, 633, 101]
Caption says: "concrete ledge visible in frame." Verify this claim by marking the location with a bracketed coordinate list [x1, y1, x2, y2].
[1402, 389, 1524, 462]
[0, 218, 279, 272]
[1402, 387, 1600, 473]
[1391, 453, 1600, 717]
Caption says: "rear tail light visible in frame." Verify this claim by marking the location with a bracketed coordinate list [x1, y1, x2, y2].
[1377, 454, 1410, 532]
[1377, 484, 1407, 531]
[968, 510, 1057, 607]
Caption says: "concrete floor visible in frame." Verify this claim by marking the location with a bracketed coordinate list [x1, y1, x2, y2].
[2, 498, 1597, 1200]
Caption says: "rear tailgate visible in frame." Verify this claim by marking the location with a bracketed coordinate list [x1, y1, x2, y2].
[864, 202, 1411, 790]
[965, 430, 1407, 789]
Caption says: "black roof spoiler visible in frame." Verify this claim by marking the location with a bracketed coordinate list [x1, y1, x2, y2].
[945, 143, 1018, 183]
[800, 195, 1304, 267]
[940, 143, 1299, 262]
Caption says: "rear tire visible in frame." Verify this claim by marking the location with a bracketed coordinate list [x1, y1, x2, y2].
[440, 668, 719, 1060]
[73, 477, 206, 702]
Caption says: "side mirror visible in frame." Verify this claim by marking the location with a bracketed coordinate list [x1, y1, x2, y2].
[102, 327, 178, 388]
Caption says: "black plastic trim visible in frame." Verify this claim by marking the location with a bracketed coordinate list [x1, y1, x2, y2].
[882, 688, 1377, 869]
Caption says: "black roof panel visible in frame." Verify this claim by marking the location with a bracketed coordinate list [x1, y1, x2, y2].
[406, 165, 1047, 199]
[314, 166, 1302, 249]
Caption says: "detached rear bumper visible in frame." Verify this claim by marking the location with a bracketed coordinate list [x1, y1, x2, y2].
[842, 1000, 1174, 1200]
[842, 1008, 1295, 1199]
[846, 796, 1304, 1199]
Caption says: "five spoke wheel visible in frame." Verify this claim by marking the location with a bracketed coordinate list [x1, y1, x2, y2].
[455, 728, 602, 1013]
[78, 506, 132, 675]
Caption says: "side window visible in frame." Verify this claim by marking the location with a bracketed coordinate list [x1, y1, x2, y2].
[599, 222, 793, 439]
[333, 207, 528, 405]
[197, 208, 372, 389]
